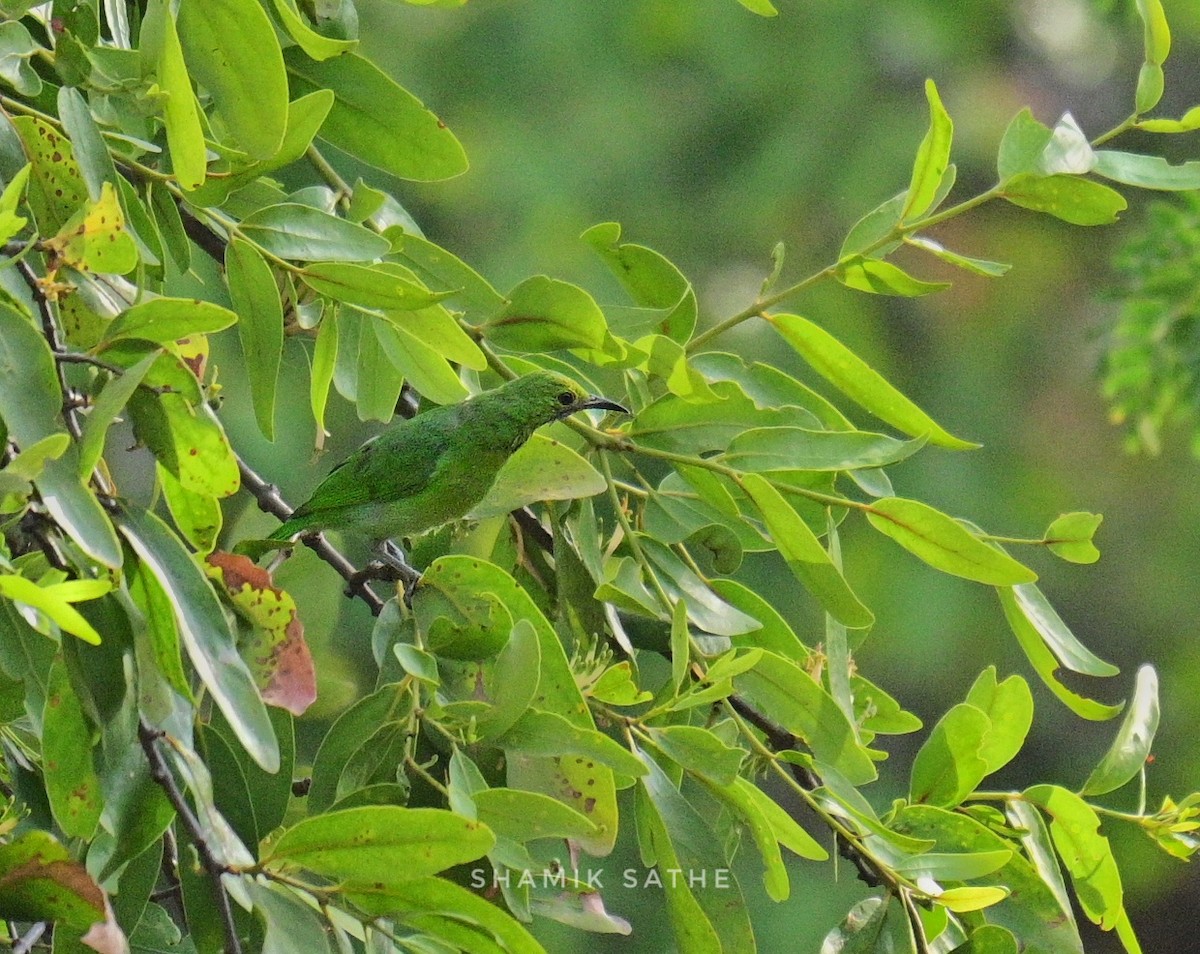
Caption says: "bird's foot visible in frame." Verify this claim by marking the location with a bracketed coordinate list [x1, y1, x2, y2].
[345, 540, 422, 606]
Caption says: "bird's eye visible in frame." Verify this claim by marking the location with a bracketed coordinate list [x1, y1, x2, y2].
[557, 390, 575, 406]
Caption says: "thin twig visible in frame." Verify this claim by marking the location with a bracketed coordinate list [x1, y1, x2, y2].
[235, 456, 386, 616]
[138, 721, 243, 954]
[11, 922, 46, 954]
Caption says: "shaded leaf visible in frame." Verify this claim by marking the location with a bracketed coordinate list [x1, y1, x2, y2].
[227, 239, 283, 440]
[285, 49, 467, 181]
[116, 506, 279, 772]
[178, 0, 288, 160]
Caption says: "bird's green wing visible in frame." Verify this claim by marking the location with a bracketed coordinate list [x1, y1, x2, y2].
[291, 409, 455, 519]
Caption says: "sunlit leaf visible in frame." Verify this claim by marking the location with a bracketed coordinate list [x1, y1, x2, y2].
[1081, 665, 1159, 796]
[768, 313, 977, 449]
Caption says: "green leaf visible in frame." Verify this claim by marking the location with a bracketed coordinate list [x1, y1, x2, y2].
[643, 538, 763, 636]
[725, 425, 923, 472]
[0, 304, 122, 567]
[1003, 583, 1118, 676]
[1136, 105, 1200, 133]
[582, 221, 697, 344]
[636, 748, 755, 954]
[498, 708, 647, 779]
[997, 586, 1123, 721]
[711, 579, 811, 663]
[475, 619, 540, 738]
[736, 0, 778, 16]
[484, 275, 609, 352]
[159, 462, 222, 554]
[470, 434, 605, 518]
[310, 316, 337, 449]
[1023, 784, 1125, 930]
[903, 78, 954, 220]
[368, 317, 469, 405]
[0, 574, 102, 645]
[1081, 665, 1159, 796]
[1133, 0, 1170, 66]
[1136, 62, 1164, 114]
[265, 806, 493, 883]
[391, 231, 505, 319]
[56, 87, 119, 204]
[1092, 150, 1200, 191]
[76, 352, 157, 478]
[102, 296, 238, 345]
[473, 788, 599, 843]
[705, 778, 790, 901]
[949, 925, 1020, 954]
[1044, 511, 1102, 564]
[301, 261, 446, 311]
[11, 116, 87, 233]
[226, 239, 283, 441]
[735, 776, 827, 860]
[1001, 174, 1126, 226]
[247, 882, 334, 954]
[148, 182, 192, 272]
[146, 0, 207, 190]
[308, 684, 409, 813]
[768, 313, 977, 449]
[866, 498, 1037, 585]
[836, 255, 950, 296]
[420, 555, 620, 854]
[997, 108, 1053, 180]
[285, 49, 467, 181]
[669, 597, 690, 692]
[910, 702, 991, 808]
[0, 21, 42, 96]
[119, 349, 240, 499]
[733, 650, 876, 784]
[893, 804, 1084, 954]
[44, 181, 138, 275]
[647, 724, 746, 787]
[964, 667, 1033, 776]
[907, 236, 1011, 277]
[346, 876, 546, 954]
[270, 0, 357, 60]
[840, 191, 905, 259]
[741, 473, 873, 628]
[891, 849, 1013, 882]
[238, 203, 391, 261]
[0, 830, 108, 928]
[42, 657, 103, 838]
[116, 506, 279, 772]
[177, 0, 287, 159]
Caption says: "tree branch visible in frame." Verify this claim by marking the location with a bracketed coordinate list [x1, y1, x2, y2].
[138, 721, 243, 954]
[235, 456, 386, 616]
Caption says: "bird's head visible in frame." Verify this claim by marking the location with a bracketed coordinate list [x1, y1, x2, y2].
[508, 370, 629, 426]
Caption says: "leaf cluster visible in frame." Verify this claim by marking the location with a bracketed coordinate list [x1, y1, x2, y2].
[0, 1, 1195, 954]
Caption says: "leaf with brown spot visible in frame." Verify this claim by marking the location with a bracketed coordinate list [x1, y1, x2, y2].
[43, 181, 138, 275]
[10, 116, 87, 233]
[206, 551, 316, 716]
[0, 830, 110, 929]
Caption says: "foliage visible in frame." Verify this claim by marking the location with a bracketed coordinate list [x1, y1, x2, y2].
[1102, 191, 1200, 456]
[0, 1, 1195, 953]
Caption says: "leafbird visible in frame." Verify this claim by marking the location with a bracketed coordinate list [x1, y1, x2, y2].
[268, 370, 628, 585]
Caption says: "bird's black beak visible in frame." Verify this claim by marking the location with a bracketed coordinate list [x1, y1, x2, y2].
[578, 395, 630, 415]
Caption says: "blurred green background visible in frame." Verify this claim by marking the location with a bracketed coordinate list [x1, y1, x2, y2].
[228, 0, 1200, 949]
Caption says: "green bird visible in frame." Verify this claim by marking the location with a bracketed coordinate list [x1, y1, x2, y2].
[269, 371, 627, 576]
